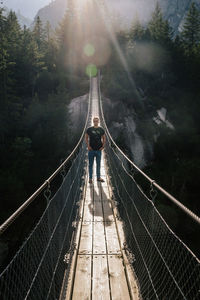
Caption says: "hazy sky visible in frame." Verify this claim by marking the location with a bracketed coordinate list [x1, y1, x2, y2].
[3, 0, 51, 19]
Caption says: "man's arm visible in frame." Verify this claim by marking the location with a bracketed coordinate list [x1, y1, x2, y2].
[102, 134, 106, 147]
[100, 134, 106, 150]
[85, 133, 89, 147]
[85, 133, 92, 150]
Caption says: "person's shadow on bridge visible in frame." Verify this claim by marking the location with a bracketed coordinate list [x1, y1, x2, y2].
[88, 181, 113, 226]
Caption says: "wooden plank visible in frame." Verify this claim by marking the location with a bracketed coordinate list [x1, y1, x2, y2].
[122, 250, 140, 300]
[92, 255, 111, 300]
[108, 255, 131, 300]
[99, 167, 106, 176]
[79, 223, 93, 254]
[105, 221, 121, 255]
[85, 186, 93, 203]
[93, 200, 104, 222]
[67, 77, 141, 300]
[116, 219, 126, 246]
[102, 196, 114, 222]
[93, 221, 106, 255]
[72, 255, 92, 300]
[101, 180, 114, 223]
[93, 184, 101, 201]
[101, 186, 110, 199]
[83, 199, 93, 221]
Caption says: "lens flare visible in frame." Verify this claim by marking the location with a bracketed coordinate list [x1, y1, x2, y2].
[84, 44, 95, 57]
[86, 64, 98, 77]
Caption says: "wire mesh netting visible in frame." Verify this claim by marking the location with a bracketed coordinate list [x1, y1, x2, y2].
[99, 111, 200, 300]
[0, 141, 87, 300]
[1, 75, 200, 300]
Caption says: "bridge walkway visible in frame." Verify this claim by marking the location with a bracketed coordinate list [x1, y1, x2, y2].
[63, 78, 140, 300]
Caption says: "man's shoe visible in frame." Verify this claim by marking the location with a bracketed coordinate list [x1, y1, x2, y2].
[97, 178, 105, 182]
[89, 179, 93, 184]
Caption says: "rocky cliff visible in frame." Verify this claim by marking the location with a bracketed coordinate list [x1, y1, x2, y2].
[34, 0, 67, 29]
[158, 0, 200, 32]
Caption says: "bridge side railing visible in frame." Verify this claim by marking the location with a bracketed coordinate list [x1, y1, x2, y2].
[0, 79, 92, 236]
[98, 71, 200, 300]
[98, 71, 200, 227]
[0, 79, 92, 300]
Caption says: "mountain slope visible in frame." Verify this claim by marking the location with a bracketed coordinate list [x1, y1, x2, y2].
[4, 0, 50, 19]
[35, 0, 67, 28]
[3, 6, 32, 27]
[35, 0, 200, 31]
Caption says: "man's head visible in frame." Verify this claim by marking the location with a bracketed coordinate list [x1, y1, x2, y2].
[93, 117, 99, 127]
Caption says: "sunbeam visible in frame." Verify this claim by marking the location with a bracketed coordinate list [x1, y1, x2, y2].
[94, 0, 141, 100]
[62, 0, 112, 77]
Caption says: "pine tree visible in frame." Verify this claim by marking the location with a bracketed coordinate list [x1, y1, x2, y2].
[6, 10, 21, 56]
[44, 21, 52, 43]
[0, 9, 8, 103]
[148, 2, 172, 44]
[3, 11, 22, 101]
[129, 15, 144, 41]
[19, 26, 44, 96]
[56, 0, 83, 74]
[182, 2, 200, 50]
[56, 0, 77, 47]
[33, 16, 45, 49]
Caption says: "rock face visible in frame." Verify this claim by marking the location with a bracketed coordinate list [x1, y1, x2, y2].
[108, 0, 200, 32]
[35, 0, 200, 32]
[158, 0, 200, 32]
[35, 0, 67, 29]
[102, 96, 153, 169]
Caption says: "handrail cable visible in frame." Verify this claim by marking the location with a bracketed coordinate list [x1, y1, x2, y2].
[98, 71, 200, 226]
[0, 79, 92, 236]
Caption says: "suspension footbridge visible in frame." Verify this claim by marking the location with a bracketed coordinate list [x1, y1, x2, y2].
[0, 74, 200, 300]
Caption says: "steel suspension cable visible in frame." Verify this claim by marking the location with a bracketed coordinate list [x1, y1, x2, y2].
[97, 71, 200, 226]
[0, 78, 92, 235]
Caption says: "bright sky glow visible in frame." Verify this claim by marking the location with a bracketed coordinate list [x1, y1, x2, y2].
[3, 0, 51, 19]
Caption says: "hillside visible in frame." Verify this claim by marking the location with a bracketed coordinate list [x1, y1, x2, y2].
[35, 0, 67, 28]
[35, 0, 200, 31]
[3, 0, 50, 19]
[3, 6, 32, 27]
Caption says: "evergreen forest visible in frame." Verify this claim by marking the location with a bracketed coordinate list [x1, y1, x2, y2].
[0, 1, 200, 269]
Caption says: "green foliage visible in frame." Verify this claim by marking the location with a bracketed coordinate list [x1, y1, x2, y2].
[0, 6, 88, 269]
[181, 2, 200, 51]
[101, 2, 200, 257]
[148, 3, 173, 44]
[129, 17, 144, 41]
[33, 16, 45, 49]
[1, 0, 200, 266]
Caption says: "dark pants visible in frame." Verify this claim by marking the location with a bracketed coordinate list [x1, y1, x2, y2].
[88, 150, 102, 179]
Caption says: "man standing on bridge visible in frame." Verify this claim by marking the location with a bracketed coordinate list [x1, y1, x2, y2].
[85, 117, 106, 184]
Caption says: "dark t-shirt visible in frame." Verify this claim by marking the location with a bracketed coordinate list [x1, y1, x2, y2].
[86, 126, 105, 150]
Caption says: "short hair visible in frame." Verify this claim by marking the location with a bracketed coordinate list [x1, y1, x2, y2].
[93, 117, 99, 121]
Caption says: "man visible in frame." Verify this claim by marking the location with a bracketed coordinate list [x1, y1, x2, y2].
[85, 117, 106, 184]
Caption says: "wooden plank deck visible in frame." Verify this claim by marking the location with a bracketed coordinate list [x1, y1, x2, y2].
[63, 77, 140, 300]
